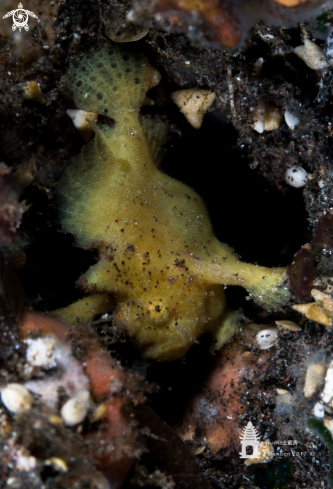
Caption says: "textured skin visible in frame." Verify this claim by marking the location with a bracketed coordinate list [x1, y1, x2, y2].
[55, 45, 290, 361]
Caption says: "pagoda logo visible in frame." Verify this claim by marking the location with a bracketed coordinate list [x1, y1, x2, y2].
[239, 421, 261, 459]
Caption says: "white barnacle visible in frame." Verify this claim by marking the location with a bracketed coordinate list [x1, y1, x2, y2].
[44, 457, 68, 473]
[1, 383, 33, 414]
[60, 390, 90, 426]
[23, 81, 45, 104]
[67, 109, 98, 142]
[275, 320, 301, 331]
[304, 363, 326, 398]
[285, 166, 307, 188]
[255, 327, 278, 350]
[321, 360, 333, 404]
[284, 110, 299, 130]
[294, 39, 328, 71]
[251, 99, 282, 133]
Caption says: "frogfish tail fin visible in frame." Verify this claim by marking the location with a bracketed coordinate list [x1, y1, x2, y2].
[57, 122, 116, 247]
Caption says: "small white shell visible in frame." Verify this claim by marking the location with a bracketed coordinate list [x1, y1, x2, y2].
[255, 327, 278, 349]
[313, 401, 324, 418]
[23, 81, 45, 104]
[276, 388, 289, 395]
[44, 457, 68, 472]
[276, 389, 295, 406]
[275, 320, 301, 331]
[321, 360, 333, 404]
[284, 110, 299, 130]
[170, 89, 216, 129]
[1, 383, 33, 414]
[61, 397, 88, 426]
[253, 57, 264, 74]
[251, 99, 282, 133]
[304, 363, 326, 398]
[90, 402, 108, 423]
[294, 39, 328, 71]
[252, 99, 265, 133]
[241, 351, 257, 361]
[194, 445, 206, 455]
[66, 109, 98, 142]
[285, 166, 307, 188]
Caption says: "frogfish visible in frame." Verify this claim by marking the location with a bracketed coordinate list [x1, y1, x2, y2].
[54, 44, 290, 361]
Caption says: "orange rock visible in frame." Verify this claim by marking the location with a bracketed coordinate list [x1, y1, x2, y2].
[20, 311, 136, 488]
[174, 341, 271, 452]
[144, 0, 241, 46]
[129, 0, 327, 47]
[273, 0, 308, 6]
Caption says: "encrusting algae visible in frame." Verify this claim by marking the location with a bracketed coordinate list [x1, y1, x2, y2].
[54, 44, 290, 361]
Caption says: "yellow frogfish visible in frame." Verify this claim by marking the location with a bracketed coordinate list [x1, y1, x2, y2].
[54, 44, 290, 361]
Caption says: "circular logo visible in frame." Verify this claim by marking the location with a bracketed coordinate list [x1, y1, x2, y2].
[13, 9, 28, 29]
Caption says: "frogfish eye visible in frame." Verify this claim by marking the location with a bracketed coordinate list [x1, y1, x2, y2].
[145, 301, 169, 324]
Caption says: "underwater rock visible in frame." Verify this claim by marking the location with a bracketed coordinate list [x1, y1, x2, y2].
[286, 246, 316, 302]
[127, 0, 331, 47]
[313, 213, 333, 253]
[20, 312, 138, 488]
[0, 167, 28, 250]
[135, 404, 214, 489]
[173, 341, 272, 451]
